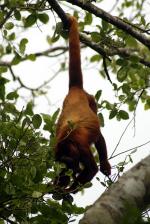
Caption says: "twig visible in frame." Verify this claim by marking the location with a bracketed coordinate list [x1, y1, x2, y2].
[31, 46, 67, 58]
[102, 57, 112, 84]
[109, 0, 119, 13]
[8, 66, 61, 92]
[0, 47, 67, 65]
[111, 140, 150, 159]
[109, 117, 134, 159]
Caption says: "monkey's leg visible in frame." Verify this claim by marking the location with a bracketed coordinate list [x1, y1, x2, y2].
[67, 145, 98, 193]
[55, 142, 80, 188]
[95, 132, 111, 176]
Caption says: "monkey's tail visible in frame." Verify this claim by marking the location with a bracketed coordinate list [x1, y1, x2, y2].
[68, 16, 83, 89]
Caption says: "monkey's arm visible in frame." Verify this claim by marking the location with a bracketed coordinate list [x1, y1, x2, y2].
[95, 132, 111, 176]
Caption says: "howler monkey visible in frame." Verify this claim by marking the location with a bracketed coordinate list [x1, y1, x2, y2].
[55, 16, 111, 192]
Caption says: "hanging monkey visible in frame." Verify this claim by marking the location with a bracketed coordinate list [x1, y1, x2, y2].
[54, 16, 111, 192]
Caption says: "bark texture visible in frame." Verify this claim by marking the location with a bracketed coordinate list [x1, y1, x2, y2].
[79, 155, 150, 224]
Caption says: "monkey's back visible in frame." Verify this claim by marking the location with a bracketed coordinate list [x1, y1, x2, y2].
[56, 87, 100, 143]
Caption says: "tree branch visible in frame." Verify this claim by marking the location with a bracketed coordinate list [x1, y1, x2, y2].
[65, 0, 150, 49]
[80, 33, 110, 61]
[47, 0, 69, 28]
[107, 47, 150, 67]
[0, 47, 67, 67]
[80, 155, 150, 224]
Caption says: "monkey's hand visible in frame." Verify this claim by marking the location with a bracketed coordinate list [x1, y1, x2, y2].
[100, 160, 111, 176]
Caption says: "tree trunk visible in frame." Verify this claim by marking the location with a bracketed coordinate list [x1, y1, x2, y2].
[80, 155, 150, 224]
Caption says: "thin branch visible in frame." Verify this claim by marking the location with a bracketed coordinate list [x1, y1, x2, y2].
[109, 117, 134, 159]
[111, 140, 150, 159]
[65, 0, 150, 49]
[8, 66, 61, 92]
[109, 0, 119, 13]
[0, 47, 67, 66]
[31, 46, 67, 58]
[9, 66, 37, 91]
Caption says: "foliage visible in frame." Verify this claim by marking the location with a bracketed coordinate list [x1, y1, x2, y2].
[0, 78, 84, 223]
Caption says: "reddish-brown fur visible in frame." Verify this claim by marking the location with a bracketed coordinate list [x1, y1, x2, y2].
[55, 16, 111, 192]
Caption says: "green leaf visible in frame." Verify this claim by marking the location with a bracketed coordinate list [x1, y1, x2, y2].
[19, 38, 28, 54]
[0, 12, 4, 23]
[84, 182, 92, 188]
[0, 66, 8, 74]
[91, 32, 101, 42]
[32, 191, 42, 198]
[85, 12, 92, 25]
[30, 166, 36, 178]
[129, 55, 139, 63]
[141, 16, 146, 25]
[55, 22, 63, 35]
[24, 14, 37, 27]
[98, 113, 104, 127]
[38, 13, 49, 24]
[0, 77, 9, 100]
[116, 58, 128, 66]
[51, 108, 60, 123]
[25, 101, 34, 115]
[51, 34, 60, 43]
[126, 35, 137, 47]
[8, 32, 15, 41]
[145, 98, 150, 110]
[27, 54, 36, 61]
[7, 91, 19, 100]
[0, 85, 5, 101]
[32, 114, 42, 129]
[102, 20, 109, 31]
[109, 108, 118, 119]
[14, 10, 21, 20]
[122, 83, 131, 94]
[47, 35, 52, 45]
[22, 117, 31, 129]
[6, 44, 12, 54]
[90, 54, 101, 62]
[95, 90, 102, 102]
[117, 67, 128, 82]
[5, 22, 14, 30]
[52, 193, 63, 201]
[119, 110, 129, 120]
[11, 53, 22, 65]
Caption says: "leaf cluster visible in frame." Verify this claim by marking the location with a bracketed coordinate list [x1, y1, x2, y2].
[0, 78, 84, 223]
